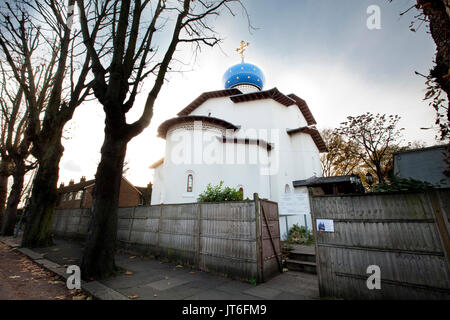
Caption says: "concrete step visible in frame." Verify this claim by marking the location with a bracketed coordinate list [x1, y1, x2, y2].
[286, 259, 317, 274]
[289, 250, 316, 263]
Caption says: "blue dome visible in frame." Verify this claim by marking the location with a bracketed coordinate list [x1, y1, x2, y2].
[223, 62, 265, 90]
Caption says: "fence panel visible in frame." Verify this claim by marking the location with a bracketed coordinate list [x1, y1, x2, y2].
[52, 197, 281, 282]
[311, 188, 450, 300]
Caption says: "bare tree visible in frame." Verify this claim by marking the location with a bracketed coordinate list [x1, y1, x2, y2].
[0, 0, 92, 246]
[76, 0, 248, 279]
[336, 113, 405, 184]
[393, 0, 450, 141]
[0, 61, 39, 235]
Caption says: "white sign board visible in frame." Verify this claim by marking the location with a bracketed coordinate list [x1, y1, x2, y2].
[316, 219, 334, 232]
[278, 193, 310, 215]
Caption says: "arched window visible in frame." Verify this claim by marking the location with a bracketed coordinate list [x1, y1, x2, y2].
[285, 184, 291, 193]
[187, 174, 193, 192]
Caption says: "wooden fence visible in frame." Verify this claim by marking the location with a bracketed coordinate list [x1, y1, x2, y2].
[52, 195, 282, 283]
[310, 188, 450, 299]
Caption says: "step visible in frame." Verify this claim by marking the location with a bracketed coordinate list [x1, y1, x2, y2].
[289, 251, 316, 263]
[286, 259, 317, 274]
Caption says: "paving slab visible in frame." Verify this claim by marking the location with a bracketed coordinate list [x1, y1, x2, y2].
[243, 286, 282, 299]
[186, 289, 256, 300]
[17, 248, 44, 260]
[146, 277, 192, 291]
[83, 281, 128, 300]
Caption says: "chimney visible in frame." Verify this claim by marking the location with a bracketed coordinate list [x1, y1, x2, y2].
[80, 176, 86, 183]
[59, 182, 65, 189]
[69, 179, 74, 186]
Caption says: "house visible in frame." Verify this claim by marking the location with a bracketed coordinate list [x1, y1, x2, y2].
[293, 175, 365, 195]
[149, 47, 327, 236]
[57, 176, 147, 209]
[393, 145, 450, 187]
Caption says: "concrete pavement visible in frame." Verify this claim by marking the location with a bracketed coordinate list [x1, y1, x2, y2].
[0, 237, 320, 300]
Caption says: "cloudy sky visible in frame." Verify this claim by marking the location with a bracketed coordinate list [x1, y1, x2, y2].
[58, 0, 440, 188]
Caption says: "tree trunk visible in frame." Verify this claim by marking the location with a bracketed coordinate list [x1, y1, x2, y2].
[375, 161, 385, 184]
[81, 133, 127, 280]
[0, 159, 12, 228]
[1, 159, 25, 236]
[21, 133, 64, 248]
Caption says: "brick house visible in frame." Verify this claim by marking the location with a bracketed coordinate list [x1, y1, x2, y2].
[57, 176, 150, 209]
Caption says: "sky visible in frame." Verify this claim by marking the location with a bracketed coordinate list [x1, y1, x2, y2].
[58, 0, 441, 188]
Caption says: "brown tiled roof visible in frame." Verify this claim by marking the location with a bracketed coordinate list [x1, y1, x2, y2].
[58, 179, 95, 193]
[287, 127, 328, 153]
[217, 136, 274, 151]
[149, 158, 164, 169]
[157, 115, 240, 139]
[229, 87, 295, 106]
[287, 94, 317, 126]
[177, 89, 241, 116]
[176, 88, 319, 128]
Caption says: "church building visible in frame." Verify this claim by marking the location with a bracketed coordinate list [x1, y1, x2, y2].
[150, 42, 327, 238]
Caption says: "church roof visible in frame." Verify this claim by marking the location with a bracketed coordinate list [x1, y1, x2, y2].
[287, 94, 317, 126]
[149, 157, 164, 169]
[177, 89, 241, 116]
[287, 126, 328, 153]
[229, 87, 295, 106]
[223, 62, 265, 90]
[157, 115, 240, 139]
[177, 88, 318, 127]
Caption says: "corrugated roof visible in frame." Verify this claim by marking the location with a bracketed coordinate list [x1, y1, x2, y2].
[293, 175, 355, 187]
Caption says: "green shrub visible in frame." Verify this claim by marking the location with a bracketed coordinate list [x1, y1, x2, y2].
[288, 224, 314, 244]
[197, 181, 244, 202]
[372, 175, 443, 193]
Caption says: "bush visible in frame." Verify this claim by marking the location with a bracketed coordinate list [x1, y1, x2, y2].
[197, 181, 244, 202]
[372, 175, 443, 193]
[288, 224, 314, 244]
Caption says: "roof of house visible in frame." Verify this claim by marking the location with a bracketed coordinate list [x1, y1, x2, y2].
[287, 126, 328, 153]
[58, 176, 142, 195]
[58, 179, 95, 193]
[393, 144, 449, 156]
[176, 88, 318, 127]
[157, 115, 240, 139]
[293, 175, 358, 187]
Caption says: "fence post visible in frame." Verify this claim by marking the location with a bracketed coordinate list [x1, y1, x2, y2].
[157, 205, 163, 248]
[254, 193, 263, 283]
[308, 187, 323, 297]
[197, 203, 202, 269]
[127, 207, 136, 243]
[429, 190, 450, 274]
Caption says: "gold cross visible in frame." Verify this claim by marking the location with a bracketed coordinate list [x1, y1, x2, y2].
[236, 40, 250, 60]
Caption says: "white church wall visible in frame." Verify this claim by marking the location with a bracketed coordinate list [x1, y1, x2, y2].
[150, 165, 164, 205]
[152, 124, 272, 205]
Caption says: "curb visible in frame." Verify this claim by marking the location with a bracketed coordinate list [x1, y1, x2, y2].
[0, 237, 129, 300]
